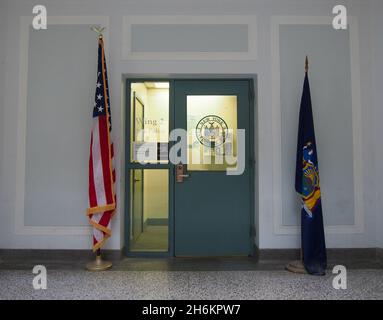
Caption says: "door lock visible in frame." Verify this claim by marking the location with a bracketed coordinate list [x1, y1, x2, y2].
[176, 164, 189, 183]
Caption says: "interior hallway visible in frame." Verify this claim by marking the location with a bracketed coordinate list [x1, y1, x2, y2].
[130, 226, 169, 252]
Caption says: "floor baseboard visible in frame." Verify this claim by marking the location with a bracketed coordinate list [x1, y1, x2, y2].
[1, 248, 382, 264]
[0, 249, 123, 262]
[256, 247, 382, 263]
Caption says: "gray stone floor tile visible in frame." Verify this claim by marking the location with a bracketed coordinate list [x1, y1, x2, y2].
[1, 268, 383, 300]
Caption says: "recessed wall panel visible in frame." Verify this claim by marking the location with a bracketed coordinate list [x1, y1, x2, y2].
[279, 25, 354, 226]
[122, 15, 257, 60]
[131, 24, 249, 53]
[24, 25, 97, 226]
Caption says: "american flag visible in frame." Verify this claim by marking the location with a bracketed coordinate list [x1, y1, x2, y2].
[87, 37, 116, 251]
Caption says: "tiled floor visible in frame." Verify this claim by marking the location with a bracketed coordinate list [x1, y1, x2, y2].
[1, 254, 383, 299]
[1, 269, 383, 300]
[130, 226, 169, 252]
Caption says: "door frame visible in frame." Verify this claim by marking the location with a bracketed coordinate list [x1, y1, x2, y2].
[131, 92, 145, 241]
[124, 78, 255, 257]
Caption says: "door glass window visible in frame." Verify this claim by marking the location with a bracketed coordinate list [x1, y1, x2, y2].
[130, 82, 169, 163]
[129, 169, 169, 252]
[187, 95, 238, 171]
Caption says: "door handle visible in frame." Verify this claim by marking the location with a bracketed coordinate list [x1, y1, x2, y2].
[176, 164, 189, 183]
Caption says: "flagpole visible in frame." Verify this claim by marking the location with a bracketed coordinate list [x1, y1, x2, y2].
[86, 26, 113, 272]
[285, 56, 309, 274]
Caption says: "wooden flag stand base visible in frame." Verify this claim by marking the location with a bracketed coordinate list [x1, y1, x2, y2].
[86, 249, 112, 271]
[285, 260, 307, 274]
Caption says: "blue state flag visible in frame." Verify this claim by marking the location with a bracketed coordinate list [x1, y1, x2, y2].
[295, 70, 327, 275]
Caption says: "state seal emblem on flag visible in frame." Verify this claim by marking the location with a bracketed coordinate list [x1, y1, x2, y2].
[301, 142, 321, 218]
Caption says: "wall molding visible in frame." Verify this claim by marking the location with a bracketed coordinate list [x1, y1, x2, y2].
[271, 16, 364, 235]
[15, 16, 109, 236]
[122, 15, 257, 60]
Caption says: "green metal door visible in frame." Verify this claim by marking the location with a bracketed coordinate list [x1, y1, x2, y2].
[174, 80, 253, 256]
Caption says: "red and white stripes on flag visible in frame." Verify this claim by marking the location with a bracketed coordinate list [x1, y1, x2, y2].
[87, 37, 116, 251]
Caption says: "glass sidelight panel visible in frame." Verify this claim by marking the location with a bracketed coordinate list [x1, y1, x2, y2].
[129, 169, 169, 252]
[130, 82, 169, 164]
[187, 95, 238, 171]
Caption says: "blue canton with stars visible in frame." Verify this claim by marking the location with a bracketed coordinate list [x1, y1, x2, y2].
[93, 40, 112, 131]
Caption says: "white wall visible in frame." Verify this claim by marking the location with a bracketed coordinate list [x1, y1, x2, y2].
[146, 88, 169, 144]
[279, 24, 354, 227]
[24, 25, 96, 227]
[371, 0, 383, 248]
[0, 2, 6, 231]
[0, 0, 381, 250]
